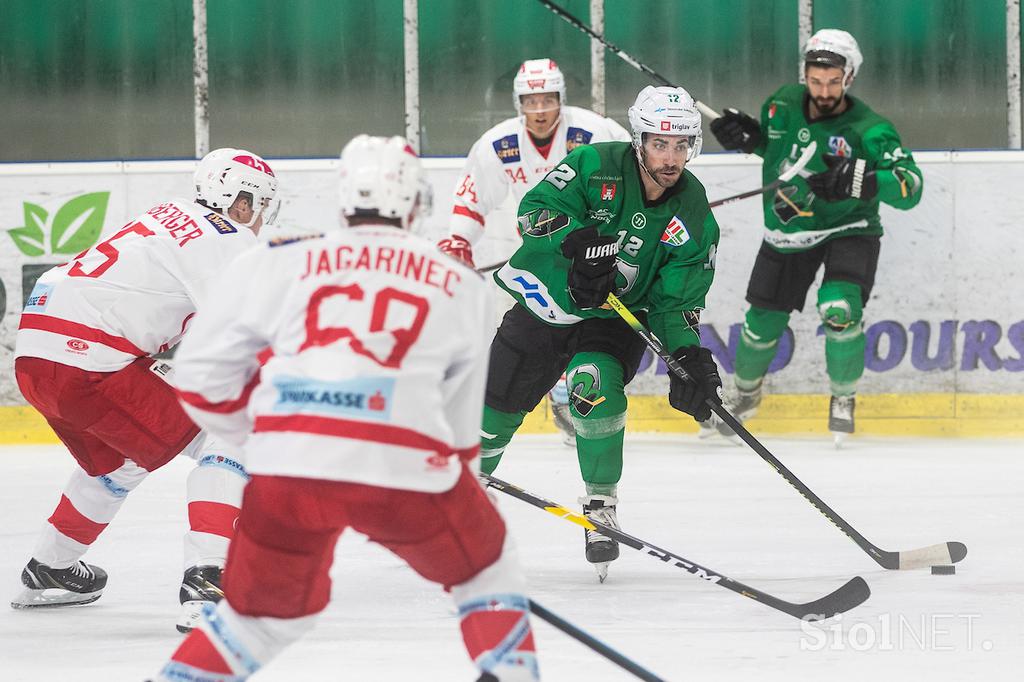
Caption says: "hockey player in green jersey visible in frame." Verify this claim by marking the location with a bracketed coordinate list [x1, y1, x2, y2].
[705, 28, 923, 445]
[479, 85, 723, 579]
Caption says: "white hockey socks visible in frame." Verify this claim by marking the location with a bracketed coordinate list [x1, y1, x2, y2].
[451, 536, 540, 681]
[184, 438, 249, 569]
[155, 600, 316, 682]
[33, 460, 149, 568]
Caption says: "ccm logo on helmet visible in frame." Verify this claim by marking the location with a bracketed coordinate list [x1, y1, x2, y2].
[584, 243, 619, 260]
[526, 79, 547, 89]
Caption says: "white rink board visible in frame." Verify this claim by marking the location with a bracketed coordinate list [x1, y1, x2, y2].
[1, 152, 1022, 405]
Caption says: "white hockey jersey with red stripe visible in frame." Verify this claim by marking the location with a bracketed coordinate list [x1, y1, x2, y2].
[172, 226, 492, 493]
[449, 105, 629, 246]
[15, 199, 258, 372]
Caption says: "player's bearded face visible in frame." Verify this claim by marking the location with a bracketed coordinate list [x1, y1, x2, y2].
[805, 65, 847, 115]
[642, 135, 689, 187]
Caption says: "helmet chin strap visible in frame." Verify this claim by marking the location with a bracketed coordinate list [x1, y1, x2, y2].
[633, 146, 659, 185]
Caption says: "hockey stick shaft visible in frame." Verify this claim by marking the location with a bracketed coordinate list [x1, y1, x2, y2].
[528, 600, 666, 681]
[473, 143, 817, 276]
[604, 293, 966, 570]
[536, 0, 720, 119]
[485, 474, 869, 620]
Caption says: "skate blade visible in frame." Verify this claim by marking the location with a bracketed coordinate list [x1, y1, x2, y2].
[11, 587, 102, 609]
[594, 562, 610, 583]
[832, 431, 849, 449]
[176, 600, 210, 633]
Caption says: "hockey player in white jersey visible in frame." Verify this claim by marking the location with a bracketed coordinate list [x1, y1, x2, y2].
[153, 136, 539, 682]
[438, 58, 629, 445]
[11, 149, 277, 632]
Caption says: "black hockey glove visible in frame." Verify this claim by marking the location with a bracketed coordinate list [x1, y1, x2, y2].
[668, 346, 723, 423]
[807, 154, 878, 201]
[709, 108, 762, 154]
[560, 226, 619, 309]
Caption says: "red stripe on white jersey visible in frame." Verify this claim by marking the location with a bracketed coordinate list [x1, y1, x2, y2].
[19, 313, 146, 357]
[453, 205, 486, 226]
[252, 414, 470, 458]
[177, 371, 261, 414]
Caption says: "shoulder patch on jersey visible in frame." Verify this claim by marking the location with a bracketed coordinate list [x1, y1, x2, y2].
[660, 216, 691, 248]
[492, 134, 521, 164]
[204, 212, 237, 234]
[268, 233, 324, 248]
[566, 127, 594, 151]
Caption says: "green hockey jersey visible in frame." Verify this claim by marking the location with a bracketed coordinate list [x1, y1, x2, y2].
[494, 141, 719, 351]
[752, 83, 923, 252]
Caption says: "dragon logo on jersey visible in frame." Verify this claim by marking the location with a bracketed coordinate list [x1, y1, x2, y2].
[773, 186, 815, 224]
[613, 260, 639, 296]
[828, 136, 852, 157]
[492, 135, 521, 164]
[567, 363, 602, 417]
[518, 208, 570, 237]
[6, 192, 110, 258]
[660, 216, 690, 247]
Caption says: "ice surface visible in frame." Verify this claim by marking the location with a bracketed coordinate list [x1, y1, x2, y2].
[0, 434, 1021, 681]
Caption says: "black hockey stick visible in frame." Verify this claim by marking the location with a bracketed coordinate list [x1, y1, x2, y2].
[475, 142, 817, 275]
[605, 293, 968, 571]
[529, 600, 666, 681]
[536, 0, 719, 118]
[485, 474, 870, 621]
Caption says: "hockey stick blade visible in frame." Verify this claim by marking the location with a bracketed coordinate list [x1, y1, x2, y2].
[484, 474, 870, 621]
[604, 293, 968, 572]
[708, 141, 817, 209]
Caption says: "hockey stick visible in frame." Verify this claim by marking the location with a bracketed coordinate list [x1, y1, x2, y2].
[529, 600, 666, 681]
[604, 292, 969, 571]
[485, 474, 870, 621]
[536, 0, 719, 119]
[475, 143, 816, 276]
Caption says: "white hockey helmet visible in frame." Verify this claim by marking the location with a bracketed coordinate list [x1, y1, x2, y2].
[194, 148, 279, 228]
[513, 58, 566, 115]
[801, 29, 863, 88]
[627, 85, 703, 161]
[338, 135, 424, 230]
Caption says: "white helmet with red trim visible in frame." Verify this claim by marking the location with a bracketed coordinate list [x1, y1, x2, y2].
[338, 135, 425, 230]
[193, 148, 279, 228]
[627, 85, 703, 161]
[801, 29, 863, 89]
[513, 58, 566, 115]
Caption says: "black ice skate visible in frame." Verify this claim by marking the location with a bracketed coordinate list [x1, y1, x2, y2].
[580, 495, 619, 583]
[829, 395, 855, 448]
[550, 402, 576, 447]
[699, 385, 761, 441]
[10, 557, 108, 609]
[177, 565, 224, 633]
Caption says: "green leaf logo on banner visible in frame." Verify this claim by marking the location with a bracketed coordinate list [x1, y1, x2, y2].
[5, 192, 109, 257]
[7, 203, 48, 256]
[50, 192, 109, 255]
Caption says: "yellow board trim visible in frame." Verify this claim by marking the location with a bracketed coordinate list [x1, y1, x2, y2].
[2, 394, 1022, 445]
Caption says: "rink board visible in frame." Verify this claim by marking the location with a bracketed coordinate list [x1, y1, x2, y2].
[0, 152, 1021, 439]
[4, 393, 1023, 444]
